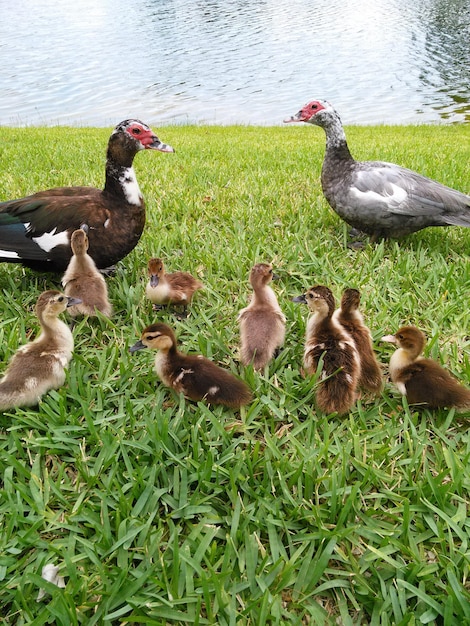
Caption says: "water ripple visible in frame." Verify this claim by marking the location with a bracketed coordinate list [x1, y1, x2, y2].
[0, 0, 469, 126]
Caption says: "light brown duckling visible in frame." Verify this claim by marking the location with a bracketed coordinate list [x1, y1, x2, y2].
[0, 290, 81, 411]
[293, 285, 360, 415]
[333, 288, 382, 394]
[130, 323, 252, 408]
[61, 228, 112, 318]
[381, 325, 470, 410]
[145, 257, 203, 313]
[238, 263, 286, 371]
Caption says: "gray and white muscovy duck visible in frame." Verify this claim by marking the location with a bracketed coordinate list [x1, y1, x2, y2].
[0, 120, 174, 271]
[285, 100, 470, 241]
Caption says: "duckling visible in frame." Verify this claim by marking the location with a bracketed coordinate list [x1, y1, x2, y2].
[332, 288, 383, 394]
[238, 263, 286, 371]
[130, 323, 252, 408]
[0, 290, 81, 411]
[61, 228, 112, 318]
[145, 257, 203, 314]
[381, 325, 470, 410]
[293, 285, 361, 415]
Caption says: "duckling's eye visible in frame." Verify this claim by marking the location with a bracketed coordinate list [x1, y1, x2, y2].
[308, 293, 313, 299]
[57, 296, 65, 303]
[397, 334, 404, 340]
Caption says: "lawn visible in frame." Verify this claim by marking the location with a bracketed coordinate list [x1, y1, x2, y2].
[0, 122, 469, 625]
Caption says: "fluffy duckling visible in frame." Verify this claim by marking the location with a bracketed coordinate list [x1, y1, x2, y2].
[333, 288, 383, 394]
[238, 263, 286, 371]
[130, 323, 252, 408]
[61, 228, 112, 318]
[293, 285, 361, 415]
[145, 257, 203, 313]
[0, 290, 81, 411]
[382, 326, 470, 410]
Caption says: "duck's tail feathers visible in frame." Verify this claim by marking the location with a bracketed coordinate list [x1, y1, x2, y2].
[316, 371, 358, 415]
[0, 379, 42, 412]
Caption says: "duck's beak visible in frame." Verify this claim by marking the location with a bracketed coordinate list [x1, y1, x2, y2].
[66, 296, 82, 307]
[381, 335, 397, 343]
[129, 340, 147, 353]
[149, 274, 160, 288]
[283, 110, 304, 124]
[292, 294, 307, 303]
[145, 134, 175, 153]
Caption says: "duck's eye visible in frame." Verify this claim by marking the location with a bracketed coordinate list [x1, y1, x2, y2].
[311, 104, 318, 110]
[132, 127, 141, 135]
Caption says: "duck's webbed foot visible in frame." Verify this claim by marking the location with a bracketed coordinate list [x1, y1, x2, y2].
[347, 228, 367, 250]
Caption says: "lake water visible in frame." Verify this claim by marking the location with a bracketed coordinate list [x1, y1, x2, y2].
[1, 0, 470, 127]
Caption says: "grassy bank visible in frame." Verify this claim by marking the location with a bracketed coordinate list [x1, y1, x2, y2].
[0, 123, 469, 625]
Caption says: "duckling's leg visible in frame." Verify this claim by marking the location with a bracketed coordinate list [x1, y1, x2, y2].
[174, 306, 189, 320]
[99, 265, 117, 277]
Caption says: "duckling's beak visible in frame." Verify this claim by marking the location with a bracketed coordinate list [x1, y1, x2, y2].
[149, 274, 160, 288]
[129, 340, 147, 353]
[381, 334, 397, 344]
[66, 296, 82, 307]
[292, 294, 307, 303]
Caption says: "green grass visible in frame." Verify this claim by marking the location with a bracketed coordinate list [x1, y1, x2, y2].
[0, 122, 469, 625]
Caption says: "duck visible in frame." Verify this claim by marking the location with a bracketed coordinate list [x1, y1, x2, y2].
[285, 100, 470, 241]
[145, 257, 203, 312]
[381, 325, 470, 410]
[332, 288, 382, 394]
[0, 290, 81, 411]
[61, 227, 112, 318]
[293, 285, 361, 415]
[130, 322, 252, 408]
[0, 120, 174, 272]
[238, 262, 286, 370]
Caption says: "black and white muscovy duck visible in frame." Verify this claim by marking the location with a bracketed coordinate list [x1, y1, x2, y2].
[285, 99, 470, 241]
[0, 119, 174, 271]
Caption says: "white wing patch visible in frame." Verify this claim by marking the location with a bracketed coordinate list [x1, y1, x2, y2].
[350, 183, 408, 206]
[207, 386, 220, 396]
[31, 227, 70, 253]
[0, 249, 20, 258]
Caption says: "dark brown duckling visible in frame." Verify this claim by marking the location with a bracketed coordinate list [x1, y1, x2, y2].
[145, 257, 203, 312]
[381, 325, 470, 410]
[238, 263, 286, 371]
[293, 285, 361, 415]
[61, 228, 112, 318]
[0, 290, 80, 411]
[130, 323, 252, 408]
[333, 288, 382, 394]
